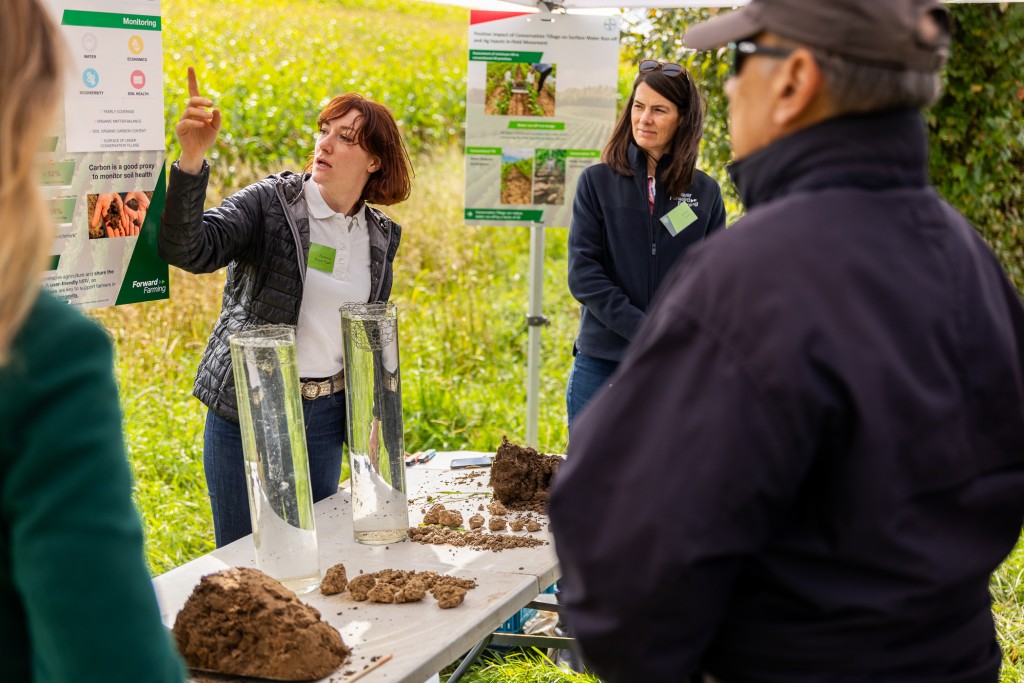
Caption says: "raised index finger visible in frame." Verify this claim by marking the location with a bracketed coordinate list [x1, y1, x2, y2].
[187, 66, 200, 98]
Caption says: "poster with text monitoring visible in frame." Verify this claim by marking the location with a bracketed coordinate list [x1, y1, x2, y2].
[39, 0, 168, 309]
[464, 11, 620, 228]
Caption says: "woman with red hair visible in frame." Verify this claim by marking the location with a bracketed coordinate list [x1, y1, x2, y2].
[160, 68, 413, 546]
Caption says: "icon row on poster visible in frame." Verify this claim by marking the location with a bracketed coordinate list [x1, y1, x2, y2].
[80, 32, 146, 55]
[82, 68, 147, 90]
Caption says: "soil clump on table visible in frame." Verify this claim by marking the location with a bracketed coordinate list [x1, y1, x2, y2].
[489, 436, 562, 513]
[323, 564, 477, 609]
[173, 567, 349, 681]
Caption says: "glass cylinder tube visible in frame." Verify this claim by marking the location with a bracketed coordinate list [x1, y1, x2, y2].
[229, 326, 320, 594]
[340, 302, 410, 544]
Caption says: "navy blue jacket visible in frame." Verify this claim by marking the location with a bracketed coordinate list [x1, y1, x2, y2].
[551, 109, 1024, 683]
[568, 144, 726, 362]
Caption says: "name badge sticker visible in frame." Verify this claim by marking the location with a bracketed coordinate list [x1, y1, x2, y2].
[308, 242, 336, 273]
[660, 202, 698, 237]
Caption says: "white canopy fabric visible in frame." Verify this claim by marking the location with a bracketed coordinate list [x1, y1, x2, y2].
[492, 0, 1019, 9]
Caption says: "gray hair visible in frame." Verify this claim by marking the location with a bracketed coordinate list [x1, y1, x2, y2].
[814, 51, 943, 113]
[765, 33, 945, 113]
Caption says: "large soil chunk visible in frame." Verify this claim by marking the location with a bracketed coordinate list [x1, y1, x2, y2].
[172, 567, 349, 681]
[489, 436, 561, 511]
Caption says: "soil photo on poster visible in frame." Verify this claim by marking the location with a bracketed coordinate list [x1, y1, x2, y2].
[86, 190, 154, 239]
[500, 150, 533, 205]
[532, 149, 566, 205]
[484, 62, 556, 117]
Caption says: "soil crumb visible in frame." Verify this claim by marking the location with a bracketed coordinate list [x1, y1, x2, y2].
[489, 436, 561, 513]
[432, 584, 468, 609]
[173, 567, 349, 681]
[320, 563, 348, 595]
[438, 509, 464, 528]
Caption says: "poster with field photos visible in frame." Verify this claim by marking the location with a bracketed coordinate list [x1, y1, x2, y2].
[464, 11, 620, 227]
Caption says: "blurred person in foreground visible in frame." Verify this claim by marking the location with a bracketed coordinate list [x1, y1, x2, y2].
[0, 1, 186, 681]
[549, 1, 1024, 681]
[160, 68, 412, 547]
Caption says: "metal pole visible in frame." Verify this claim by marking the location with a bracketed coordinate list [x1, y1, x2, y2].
[525, 221, 547, 447]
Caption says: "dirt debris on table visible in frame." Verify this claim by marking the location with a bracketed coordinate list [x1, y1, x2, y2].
[409, 499, 549, 551]
[410, 440, 560, 553]
[173, 567, 349, 681]
[408, 522, 548, 550]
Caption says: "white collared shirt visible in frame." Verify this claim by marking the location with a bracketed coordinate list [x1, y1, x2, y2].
[295, 180, 371, 378]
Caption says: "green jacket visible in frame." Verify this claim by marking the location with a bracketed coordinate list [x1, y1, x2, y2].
[0, 290, 185, 682]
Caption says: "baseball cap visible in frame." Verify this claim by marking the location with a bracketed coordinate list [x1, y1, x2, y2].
[684, 0, 951, 71]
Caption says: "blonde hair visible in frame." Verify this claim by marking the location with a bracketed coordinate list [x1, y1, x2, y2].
[0, 0, 63, 365]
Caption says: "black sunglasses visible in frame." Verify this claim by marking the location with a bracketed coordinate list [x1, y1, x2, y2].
[638, 60, 685, 78]
[728, 41, 794, 76]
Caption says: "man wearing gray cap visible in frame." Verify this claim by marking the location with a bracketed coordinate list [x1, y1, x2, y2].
[548, 2, 1024, 682]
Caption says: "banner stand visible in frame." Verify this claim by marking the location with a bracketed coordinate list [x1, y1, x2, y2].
[526, 221, 548, 446]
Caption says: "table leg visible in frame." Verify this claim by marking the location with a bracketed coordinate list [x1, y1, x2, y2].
[446, 634, 493, 683]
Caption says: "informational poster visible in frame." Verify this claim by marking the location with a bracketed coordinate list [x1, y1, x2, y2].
[464, 11, 620, 228]
[39, 0, 169, 309]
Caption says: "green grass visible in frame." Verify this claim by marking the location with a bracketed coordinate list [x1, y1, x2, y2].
[442, 651, 600, 682]
[83, 0, 1024, 679]
[994, 541, 1024, 681]
[162, 0, 467, 187]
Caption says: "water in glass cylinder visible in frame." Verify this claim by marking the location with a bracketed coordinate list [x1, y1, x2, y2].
[341, 303, 410, 545]
[230, 326, 321, 593]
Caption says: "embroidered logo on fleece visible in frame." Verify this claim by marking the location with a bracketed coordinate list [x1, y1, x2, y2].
[671, 192, 699, 208]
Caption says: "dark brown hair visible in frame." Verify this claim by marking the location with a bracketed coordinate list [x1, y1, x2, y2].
[601, 66, 706, 197]
[304, 94, 413, 206]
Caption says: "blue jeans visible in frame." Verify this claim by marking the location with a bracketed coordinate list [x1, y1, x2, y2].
[566, 353, 619, 432]
[204, 390, 347, 547]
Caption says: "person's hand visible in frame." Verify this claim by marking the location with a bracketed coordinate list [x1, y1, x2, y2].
[90, 193, 118, 229]
[122, 191, 150, 233]
[107, 220, 139, 238]
[175, 66, 220, 174]
[90, 193, 132, 237]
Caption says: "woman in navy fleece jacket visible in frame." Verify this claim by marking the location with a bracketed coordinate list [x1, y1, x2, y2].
[566, 60, 726, 430]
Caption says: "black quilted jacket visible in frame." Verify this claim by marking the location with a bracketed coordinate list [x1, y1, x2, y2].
[158, 160, 401, 422]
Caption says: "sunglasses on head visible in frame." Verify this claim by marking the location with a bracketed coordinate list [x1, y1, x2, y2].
[638, 60, 685, 78]
[728, 41, 794, 76]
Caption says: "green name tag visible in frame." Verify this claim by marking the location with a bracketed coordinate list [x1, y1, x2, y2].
[660, 201, 698, 237]
[308, 242, 336, 273]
